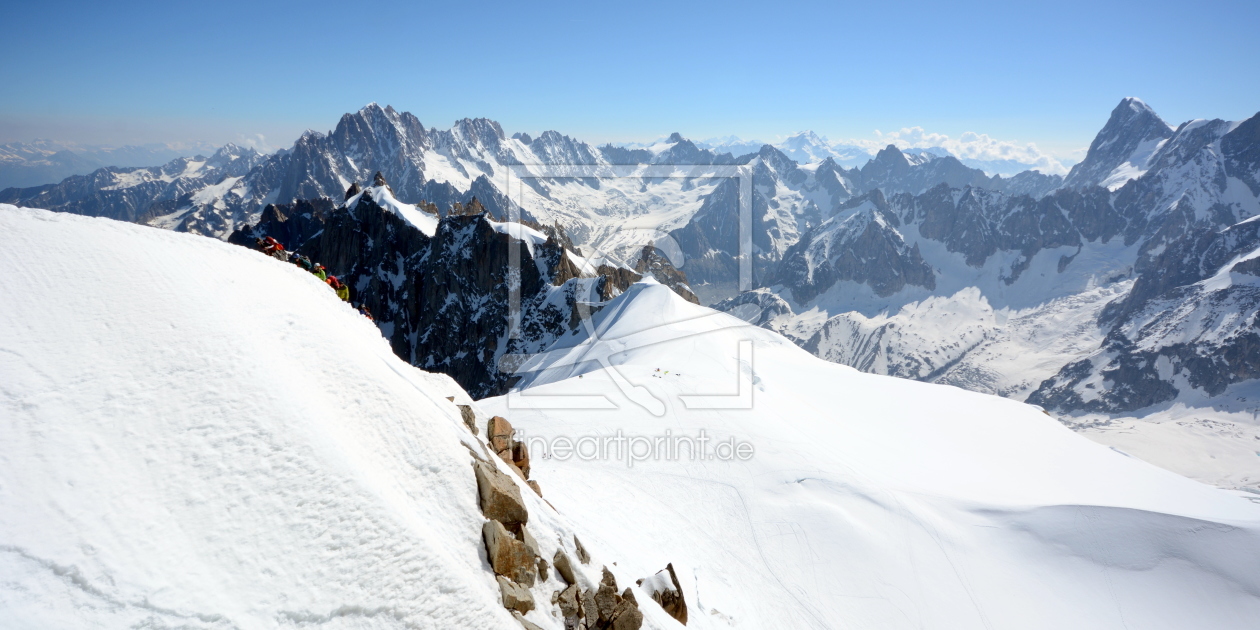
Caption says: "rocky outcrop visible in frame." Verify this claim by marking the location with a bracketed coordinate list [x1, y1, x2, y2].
[554, 567, 642, 630]
[457, 404, 477, 434]
[638, 563, 687, 625]
[227, 177, 647, 398]
[474, 461, 528, 526]
[497, 575, 536, 613]
[484, 519, 538, 586]
[488, 416, 514, 454]
[485, 415, 539, 490]
[553, 550, 578, 585]
[633, 244, 700, 304]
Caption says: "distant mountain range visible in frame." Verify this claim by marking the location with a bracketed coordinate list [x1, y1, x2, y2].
[0, 140, 219, 189]
[3, 98, 1259, 489]
[682, 130, 1074, 176]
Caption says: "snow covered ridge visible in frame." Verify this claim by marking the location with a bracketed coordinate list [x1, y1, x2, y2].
[0, 206, 693, 629]
[483, 279, 1260, 629]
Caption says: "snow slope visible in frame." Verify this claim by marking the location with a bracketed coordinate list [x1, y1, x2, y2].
[483, 280, 1260, 630]
[347, 183, 438, 236]
[0, 206, 639, 629]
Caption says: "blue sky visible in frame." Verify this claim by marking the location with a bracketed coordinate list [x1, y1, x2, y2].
[2, 0, 1257, 164]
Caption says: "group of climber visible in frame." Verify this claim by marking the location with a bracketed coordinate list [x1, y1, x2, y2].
[254, 236, 374, 321]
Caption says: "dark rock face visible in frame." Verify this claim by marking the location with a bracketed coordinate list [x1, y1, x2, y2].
[633, 244, 699, 304]
[228, 175, 701, 397]
[771, 192, 935, 302]
[1223, 111, 1260, 196]
[669, 178, 744, 287]
[229, 188, 642, 398]
[1029, 217, 1260, 413]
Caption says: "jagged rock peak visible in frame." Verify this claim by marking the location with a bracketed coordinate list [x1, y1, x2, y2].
[373, 171, 387, 187]
[1118, 96, 1161, 118]
[296, 129, 325, 143]
[1063, 97, 1175, 189]
[455, 118, 507, 143]
[1104, 97, 1172, 137]
[667, 132, 686, 143]
[874, 144, 908, 163]
[344, 182, 362, 200]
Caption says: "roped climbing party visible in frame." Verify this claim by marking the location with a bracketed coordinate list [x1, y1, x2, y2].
[252, 237, 370, 316]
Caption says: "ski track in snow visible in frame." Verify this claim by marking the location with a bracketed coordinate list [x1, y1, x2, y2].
[484, 281, 1260, 629]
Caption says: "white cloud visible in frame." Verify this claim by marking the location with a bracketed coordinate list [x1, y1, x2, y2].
[845, 127, 1074, 176]
[236, 133, 277, 154]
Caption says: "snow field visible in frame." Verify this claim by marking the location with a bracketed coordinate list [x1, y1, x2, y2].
[484, 281, 1260, 629]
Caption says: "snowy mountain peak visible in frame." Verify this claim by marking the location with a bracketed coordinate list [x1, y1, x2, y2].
[776, 130, 840, 164]
[667, 132, 686, 143]
[1120, 96, 1157, 115]
[454, 117, 507, 144]
[208, 142, 257, 162]
[1064, 97, 1174, 189]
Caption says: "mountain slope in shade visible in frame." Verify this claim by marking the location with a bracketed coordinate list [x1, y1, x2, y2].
[483, 280, 1260, 629]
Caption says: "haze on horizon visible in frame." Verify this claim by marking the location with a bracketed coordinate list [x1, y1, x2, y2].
[2, 0, 1257, 170]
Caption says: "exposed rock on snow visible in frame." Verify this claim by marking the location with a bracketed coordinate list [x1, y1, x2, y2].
[498, 575, 537, 613]
[458, 404, 478, 434]
[490, 416, 516, 454]
[553, 550, 578, 585]
[474, 461, 529, 526]
[637, 564, 687, 625]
